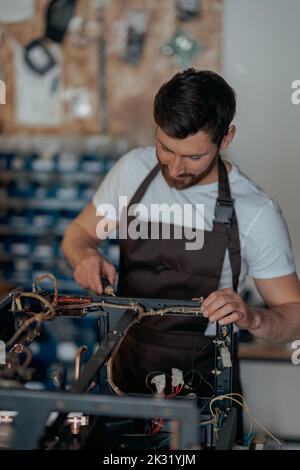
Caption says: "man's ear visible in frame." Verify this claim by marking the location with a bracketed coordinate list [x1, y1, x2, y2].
[220, 125, 236, 150]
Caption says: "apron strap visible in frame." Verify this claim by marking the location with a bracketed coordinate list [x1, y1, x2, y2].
[213, 156, 241, 292]
[127, 163, 160, 210]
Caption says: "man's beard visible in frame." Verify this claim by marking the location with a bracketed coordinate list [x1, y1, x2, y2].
[156, 151, 219, 190]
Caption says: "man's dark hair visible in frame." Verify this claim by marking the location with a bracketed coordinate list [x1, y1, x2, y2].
[153, 68, 236, 145]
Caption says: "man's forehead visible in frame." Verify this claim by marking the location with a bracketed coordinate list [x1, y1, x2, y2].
[156, 127, 213, 154]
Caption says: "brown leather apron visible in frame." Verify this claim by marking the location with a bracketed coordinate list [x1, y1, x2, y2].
[111, 156, 242, 405]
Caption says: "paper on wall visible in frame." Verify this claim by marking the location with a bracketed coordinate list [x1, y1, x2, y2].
[13, 41, 62, 127]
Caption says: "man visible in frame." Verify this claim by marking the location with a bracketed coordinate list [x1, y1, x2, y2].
[62, 69, 300, 417]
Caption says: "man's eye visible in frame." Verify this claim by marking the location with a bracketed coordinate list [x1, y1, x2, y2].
[190, 156, 201, 160]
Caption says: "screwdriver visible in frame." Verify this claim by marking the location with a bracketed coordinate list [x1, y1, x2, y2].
[101, 276, 116, 297]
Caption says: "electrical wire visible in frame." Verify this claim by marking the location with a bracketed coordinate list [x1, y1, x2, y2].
[8, 273, 210, 400]
[32, 273, 58, 307]
[7, 292, 56, 348]
[209, 393, 282, 448]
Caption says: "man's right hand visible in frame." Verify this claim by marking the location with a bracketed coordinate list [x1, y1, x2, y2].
[73, 253, 117, 294]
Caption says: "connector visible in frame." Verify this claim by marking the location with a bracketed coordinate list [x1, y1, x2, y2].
[220, 345, 232, 368]
[171, 368, 184, 387]
[150, 374, 166, 395]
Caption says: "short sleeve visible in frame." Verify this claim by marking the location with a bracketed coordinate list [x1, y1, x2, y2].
[245, 199, 296, 279]
[92, 150, 135, 221]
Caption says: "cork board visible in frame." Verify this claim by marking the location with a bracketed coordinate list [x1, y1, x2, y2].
[0, 0, 223, 145]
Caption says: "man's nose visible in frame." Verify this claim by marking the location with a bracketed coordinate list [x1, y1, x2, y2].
[168, 156, 185, 177]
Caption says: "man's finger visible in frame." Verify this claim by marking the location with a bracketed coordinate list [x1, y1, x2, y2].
[201, 290, 239, 312]
[74, 271, 89, 289]
[218, 312, 242, 326]
[202, 295, 236, 317]
[103, 260, 116, 286]
[87, 261, 102, 294]
[208, 302, 241, 322]
[91, 274, 103, 294]
[201, 292, 218, 311]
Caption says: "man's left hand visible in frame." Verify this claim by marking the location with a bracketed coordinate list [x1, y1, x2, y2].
[199, 288, 255, 329]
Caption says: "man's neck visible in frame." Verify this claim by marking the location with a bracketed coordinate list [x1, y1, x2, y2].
[198, 160, 232, 185]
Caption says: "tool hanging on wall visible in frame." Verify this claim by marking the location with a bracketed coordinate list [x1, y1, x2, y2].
[67, 16, 101, 48]
[123, 10, 150, 64]
[61, 87, 93, 120]
[24, 40, 56, 76]
[14, 39, 62, 126]
[161, 28, 202, 69]
[161, 0, 202, 70]
[94, 0, 108, 134]
[45, 0, 78, 43]
[24, 0, 78, 75]
[177, 0, 201, 22]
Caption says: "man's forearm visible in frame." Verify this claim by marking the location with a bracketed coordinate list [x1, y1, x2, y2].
[61, 222, 101, 269]
[247, 302, 300, 343]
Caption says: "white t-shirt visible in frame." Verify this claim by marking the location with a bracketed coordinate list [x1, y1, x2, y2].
[93, 146, 295, 295]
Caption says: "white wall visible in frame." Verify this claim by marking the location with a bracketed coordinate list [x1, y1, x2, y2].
[240, 360, 300, 441]
[223, 0, 300, 272]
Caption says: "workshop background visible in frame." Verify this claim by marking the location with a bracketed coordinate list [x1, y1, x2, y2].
[0, 0, 300, 446]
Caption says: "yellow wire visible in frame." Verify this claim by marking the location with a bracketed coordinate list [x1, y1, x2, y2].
[209, 392, 282, 448]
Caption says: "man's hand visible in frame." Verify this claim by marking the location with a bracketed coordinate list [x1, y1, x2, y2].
[200, 288, 257, 330]
[74, 253, 117, 294]
[61, 203, 118, 294]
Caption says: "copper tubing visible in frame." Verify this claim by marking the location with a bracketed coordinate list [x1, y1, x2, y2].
[106, 317, 140, 396]
[74, 345, 88, 382]
[56, 296, 91, 305]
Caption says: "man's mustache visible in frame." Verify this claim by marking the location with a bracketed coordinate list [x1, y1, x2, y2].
[161, 165, 193, 178]
[176, 172, 194, 178]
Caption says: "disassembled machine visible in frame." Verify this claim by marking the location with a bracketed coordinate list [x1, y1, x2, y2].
[0, 274, 237, 450]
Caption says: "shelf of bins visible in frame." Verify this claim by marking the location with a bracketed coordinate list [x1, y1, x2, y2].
[0, 225, 65, 236]
[0, 170, 100, 183]
[0, 147, 123, 295]
[0, 197, 86, 211]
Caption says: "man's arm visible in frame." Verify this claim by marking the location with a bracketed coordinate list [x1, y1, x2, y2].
[245, 273, 300, 342]
[200, 272, 300, 343]
[61, 202, 117, 294]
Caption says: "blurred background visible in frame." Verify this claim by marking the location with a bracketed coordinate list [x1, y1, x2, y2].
[0, 0, 300, 447]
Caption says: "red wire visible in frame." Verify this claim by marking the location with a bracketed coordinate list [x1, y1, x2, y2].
[150, 384, 184, 435]
[151, 419, 164, 435]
